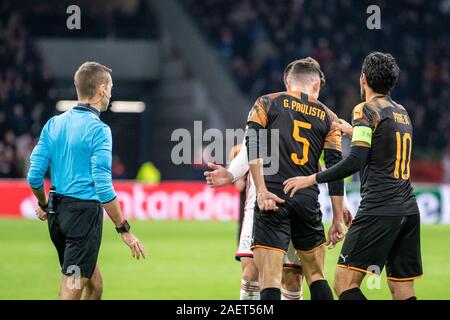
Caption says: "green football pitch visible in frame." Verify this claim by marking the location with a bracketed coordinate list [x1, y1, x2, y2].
[0, 219, 449, 300]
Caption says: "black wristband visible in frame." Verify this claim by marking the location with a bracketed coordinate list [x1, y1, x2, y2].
[116, 220, 131, 233]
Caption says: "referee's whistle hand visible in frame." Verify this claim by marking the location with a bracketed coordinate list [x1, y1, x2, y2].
[35, 207, 48, 221]
[121, 232, 147, 260]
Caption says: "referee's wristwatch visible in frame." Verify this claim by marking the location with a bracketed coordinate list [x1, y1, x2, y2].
[116, 220, 131, 233]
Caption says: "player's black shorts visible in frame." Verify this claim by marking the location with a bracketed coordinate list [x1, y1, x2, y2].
[47, 196, 103, 279]
[338, 214, 423, 281]
[251, 188, 325, 254]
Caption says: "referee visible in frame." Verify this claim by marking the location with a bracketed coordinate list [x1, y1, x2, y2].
[27, 61, 146, 300]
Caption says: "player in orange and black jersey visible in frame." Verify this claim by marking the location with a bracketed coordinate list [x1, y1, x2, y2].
[284, 52, 422, 300]
[247, 57, 347, 300]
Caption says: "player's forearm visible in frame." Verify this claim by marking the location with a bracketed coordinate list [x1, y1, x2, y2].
[316, 146, 370, 184]
[227, 139, 249, 180]
[31, 187, 47, 207]
[246, 121, 266, 192]
[102, 197, 125, 227]
[323, 148, 344, 196]
[249, 159, 267, 192]
[330, 195, 344, 223]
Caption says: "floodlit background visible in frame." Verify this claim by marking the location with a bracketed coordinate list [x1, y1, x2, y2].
[0, 0, 449, 299]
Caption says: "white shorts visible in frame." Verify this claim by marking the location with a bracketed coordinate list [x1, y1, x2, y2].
[235, 207, 301, 269]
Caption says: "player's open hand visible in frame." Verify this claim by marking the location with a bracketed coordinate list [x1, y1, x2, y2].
[35, 206, 47, 221]
[121, 232, 147, 260]
[256, 190, 285, 211]
[204, 162, 233, 188]
[326, 220, 347, 249]
[283, 174, 317, 197]
[331, 119, 353, 137]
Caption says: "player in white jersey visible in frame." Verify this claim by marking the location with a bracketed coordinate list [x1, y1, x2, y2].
[206, 142, 303, 300]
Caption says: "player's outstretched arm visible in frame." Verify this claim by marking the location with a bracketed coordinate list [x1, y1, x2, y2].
[204, 139, 250, 187]
[204, 163, 233, 187]
[283, 144, 370, 196]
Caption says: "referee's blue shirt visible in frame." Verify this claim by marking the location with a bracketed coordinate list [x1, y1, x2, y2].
[27, 103, 117, 203]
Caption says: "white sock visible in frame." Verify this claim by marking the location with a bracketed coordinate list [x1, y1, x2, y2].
[240, 280, 260, 300]
[281, 288, 303, 300]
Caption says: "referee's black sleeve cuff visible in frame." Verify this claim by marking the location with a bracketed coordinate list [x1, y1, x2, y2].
[101, 195, 117, 204]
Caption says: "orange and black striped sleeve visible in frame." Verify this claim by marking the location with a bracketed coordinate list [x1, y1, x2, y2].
[246, 96, 270, 128]
[324, 108, 342, 152]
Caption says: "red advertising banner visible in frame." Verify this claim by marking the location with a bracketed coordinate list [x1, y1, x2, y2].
[0, 180, 241, 221]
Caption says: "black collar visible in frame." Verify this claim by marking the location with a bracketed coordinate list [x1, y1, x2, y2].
[369, 94, 388, 102]
[74, 103, 100, 117]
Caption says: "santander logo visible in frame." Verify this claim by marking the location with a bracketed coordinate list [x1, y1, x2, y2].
[18, 182, 241, 221]
[117, 184, 240, 221]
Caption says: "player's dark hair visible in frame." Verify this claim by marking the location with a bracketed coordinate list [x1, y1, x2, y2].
[74, 61, 112, 99]
[284, 57, 326, 88]
[362, 52, 399, 95]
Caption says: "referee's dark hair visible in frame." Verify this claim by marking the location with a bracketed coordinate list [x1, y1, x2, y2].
[362, 52, 400, 95]
[74, 61, 112, 100]
[284, 57, 326, 88]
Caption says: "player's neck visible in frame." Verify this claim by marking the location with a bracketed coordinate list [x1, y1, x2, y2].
[365, 89, 386, 103]
[288, 86, 317, 99]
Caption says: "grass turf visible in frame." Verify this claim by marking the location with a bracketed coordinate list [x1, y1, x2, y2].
[0, 219, 449, 299]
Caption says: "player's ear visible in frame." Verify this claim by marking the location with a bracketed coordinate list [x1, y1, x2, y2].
[360, 73, 367, 85]
[312, 80, 321, 97]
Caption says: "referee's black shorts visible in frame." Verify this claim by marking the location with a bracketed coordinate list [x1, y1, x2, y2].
[47, 196, 103, 279]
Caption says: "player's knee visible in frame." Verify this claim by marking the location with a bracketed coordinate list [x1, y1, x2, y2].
[262, 269, 282, 289]
[333, 270, 350, 296]
[85, 276, 103, 300]
[388, 282, 414, 300]
[333, 280, 344, 296]
[92, 278, 103, 298]
[241, 260, 258, 282]
[91, 282, 103, 299]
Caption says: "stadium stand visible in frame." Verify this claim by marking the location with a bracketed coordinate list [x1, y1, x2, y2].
[0, 0, 159, 178]
[182, 0, 450, 153]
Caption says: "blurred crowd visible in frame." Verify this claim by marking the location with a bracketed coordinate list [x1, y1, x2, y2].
[0, 0, 157, 178]
[2, 0, 158, 39]
[184, 0, 450, 154]
[0, 8, 56, 178]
